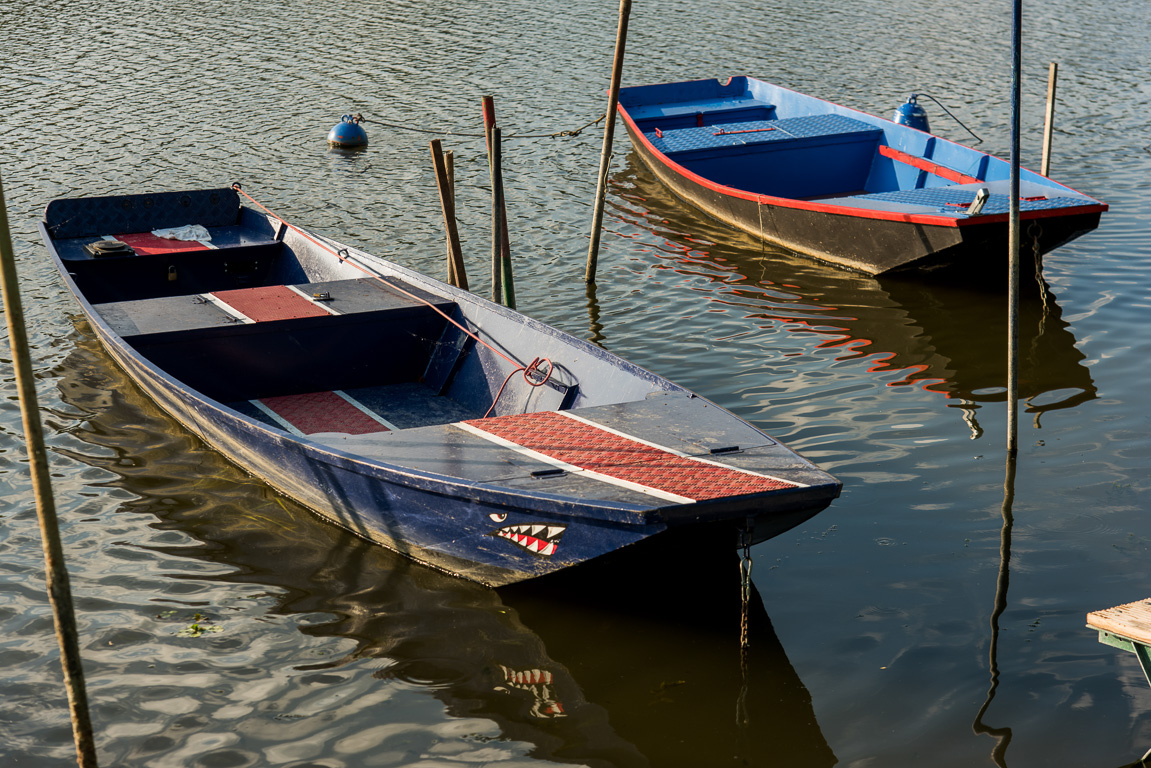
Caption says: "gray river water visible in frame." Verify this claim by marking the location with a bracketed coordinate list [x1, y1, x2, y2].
[3, 0, 1150, 765]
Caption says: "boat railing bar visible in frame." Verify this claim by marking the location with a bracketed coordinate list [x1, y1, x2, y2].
[878, 144, 984, 185]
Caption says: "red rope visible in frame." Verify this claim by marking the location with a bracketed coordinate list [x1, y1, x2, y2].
[483, 357, 554, 418]
[230, 184, 522, 369]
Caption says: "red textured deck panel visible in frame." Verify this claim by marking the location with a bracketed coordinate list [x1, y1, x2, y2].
[212, 285, 330, 322]
[465, 410, 796, 501]
[116, 232, 211, 255]
[259, 391, 389, 435]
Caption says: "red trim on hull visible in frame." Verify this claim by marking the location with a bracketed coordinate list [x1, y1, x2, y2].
[617, 103, 1107, 230]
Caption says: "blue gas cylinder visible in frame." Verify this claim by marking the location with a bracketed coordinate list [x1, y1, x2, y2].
[893, 95, 930, 132]
[327, 114, 368, 147]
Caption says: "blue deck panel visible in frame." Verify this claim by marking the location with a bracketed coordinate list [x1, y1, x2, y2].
[646, 115, 881, 157]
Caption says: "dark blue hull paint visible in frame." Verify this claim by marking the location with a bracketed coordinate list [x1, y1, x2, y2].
[40, 187, 840, 586]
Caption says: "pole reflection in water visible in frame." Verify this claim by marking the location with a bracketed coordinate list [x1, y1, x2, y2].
[54, 323, 835, 767]
[585, 281, 606, 347]
[971, 452, 1017, 767]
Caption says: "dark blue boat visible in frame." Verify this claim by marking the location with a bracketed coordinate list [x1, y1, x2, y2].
[39, 186, 840, 586]
[618, 77, 1107, 275]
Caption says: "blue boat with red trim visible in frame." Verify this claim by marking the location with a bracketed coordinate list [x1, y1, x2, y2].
[39, 185, 840, 586]
[617, 77, 1107, 275]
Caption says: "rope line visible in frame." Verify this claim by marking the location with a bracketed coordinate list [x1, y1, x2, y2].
[230, 183, 533, 382]
[483, 358, 554, 418]
[351, 112, 606, 141]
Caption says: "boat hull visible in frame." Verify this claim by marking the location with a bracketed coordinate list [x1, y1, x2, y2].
[618, 77, 1106, 275]
[41, 187, 841, 586]
[626, 128, 1102, 274]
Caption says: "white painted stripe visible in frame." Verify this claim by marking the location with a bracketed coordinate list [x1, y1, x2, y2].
[455, 421, 695, 504]
[250, 400, 305, 436]
[332, 390, 399, 430]
[286, 284, 342, 315]
[557, 410, 807, 488]
[202, 293, 255, 323]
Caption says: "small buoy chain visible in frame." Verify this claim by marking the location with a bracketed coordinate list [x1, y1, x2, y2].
[351, 112, 606, 141]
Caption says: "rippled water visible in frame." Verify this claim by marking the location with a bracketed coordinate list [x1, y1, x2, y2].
[3, 0, 1150, 765]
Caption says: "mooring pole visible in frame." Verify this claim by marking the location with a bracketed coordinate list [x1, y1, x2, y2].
[1040, 62, 1058, 177]
[482, 96, 507, 304]
[444, 149, 460, 288]
[429, 140, 468, 291]
[584, 0, 632, 284]
[0, 171, 100, 767]
[491, 127, 515, 309]
[1007, 0, 1023, 455]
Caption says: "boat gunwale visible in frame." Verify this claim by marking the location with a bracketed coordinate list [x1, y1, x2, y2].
[616, 77, 1108, 229]
[41, 214, 835, 527]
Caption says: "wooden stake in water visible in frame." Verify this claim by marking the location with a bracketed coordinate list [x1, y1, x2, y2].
[0, 171, 100, 766]
[444, 149, 460, 288]
[481, 96, 512, 306]
[1007, 0, 1023, 455]
[584, 0, 632, 284]
[429, 140, 468, 291]
[1041, 62, 1059, 177]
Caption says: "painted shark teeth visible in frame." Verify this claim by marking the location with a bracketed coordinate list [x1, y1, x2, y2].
[492, 523, 566, 557]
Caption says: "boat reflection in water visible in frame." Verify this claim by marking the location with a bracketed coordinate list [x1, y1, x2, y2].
[610, 151, 1096, 435]
[54, 326, 836, 768]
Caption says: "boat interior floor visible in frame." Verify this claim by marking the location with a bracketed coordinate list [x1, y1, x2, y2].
[226, 381, 482, 436]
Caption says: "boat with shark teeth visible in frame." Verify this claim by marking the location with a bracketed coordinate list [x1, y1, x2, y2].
[39, 185, 840, 586]
[617, 76, 1107, 275]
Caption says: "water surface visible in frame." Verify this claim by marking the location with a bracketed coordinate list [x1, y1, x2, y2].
[3, 0, 1150, 765]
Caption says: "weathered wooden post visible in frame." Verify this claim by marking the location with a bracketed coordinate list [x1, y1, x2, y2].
[429, 140, 468, 291]
[584, 0, 632, 284]
[1007, 0, 1023, 454]
[444, 149, 461, 287]
[481, 96, 512, 305]
[1041, 62, 1058, 177]
[0, 171, 100, 767]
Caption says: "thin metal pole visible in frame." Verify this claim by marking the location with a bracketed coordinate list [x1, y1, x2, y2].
[0, 170, 100, 767]
[491, 127, 515, 310]
[1007, 0, 1023, 455]
[584, 0, 632, 284]
[1040, 62, 1058, 177]
[429, 140, 468, 291]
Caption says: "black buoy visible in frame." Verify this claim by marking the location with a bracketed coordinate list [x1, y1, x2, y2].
[327, 114, 368, 148]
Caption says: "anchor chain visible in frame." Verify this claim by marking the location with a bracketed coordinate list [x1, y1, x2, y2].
[1029, 220, 1049, 313]
[736, 520, 754, 728]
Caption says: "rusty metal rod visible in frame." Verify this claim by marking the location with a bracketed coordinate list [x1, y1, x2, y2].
[0, 171, 100, 766]
[584, 0, 632, 284]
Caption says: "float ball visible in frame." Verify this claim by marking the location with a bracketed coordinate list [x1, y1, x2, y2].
[327, 115, 368, 148]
